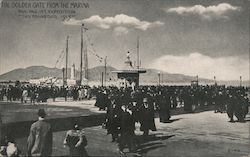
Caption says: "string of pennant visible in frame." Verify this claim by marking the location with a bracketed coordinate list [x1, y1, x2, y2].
[84, 33, 104, 63]
[84, 33, 118, 81]
[52, 26, 117, 82]
[54, 50, 65, 68]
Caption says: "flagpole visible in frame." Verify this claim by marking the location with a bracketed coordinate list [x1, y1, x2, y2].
[65, 36, 69, 85]
[104, 56, 107, 86]
[80, 24, 83, 85]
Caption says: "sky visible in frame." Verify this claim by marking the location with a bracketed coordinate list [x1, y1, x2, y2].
[0, 0, 249, 81]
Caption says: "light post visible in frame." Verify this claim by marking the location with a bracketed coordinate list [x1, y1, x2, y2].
[161, 73, 163, 85]
[240, 76, 242, 87]
[158, 71, 161, 86]
[196, 75, 199, 86]
[214, 76, 217, 86]
[62, 68, 65, 86]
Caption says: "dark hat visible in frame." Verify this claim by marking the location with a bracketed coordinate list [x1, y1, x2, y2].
[38, 109, 47, 117]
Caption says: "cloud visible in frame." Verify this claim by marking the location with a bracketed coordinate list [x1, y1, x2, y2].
[63, 14, 164, 31]
[149, 53, 248, 81]
[166, 3, 241, 19]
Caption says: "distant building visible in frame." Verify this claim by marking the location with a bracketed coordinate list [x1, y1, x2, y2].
[112, 52, 146, 88]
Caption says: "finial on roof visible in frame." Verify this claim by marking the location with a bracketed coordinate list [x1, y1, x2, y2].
[127, 51, 131, 60]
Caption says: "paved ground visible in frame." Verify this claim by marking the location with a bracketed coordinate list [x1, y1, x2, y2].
[16, 111, 250, 157]
[1, 99, 250, 156]
[0, 99, 97, 123]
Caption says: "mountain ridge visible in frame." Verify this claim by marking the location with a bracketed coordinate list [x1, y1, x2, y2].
[0, 66, 248, 86]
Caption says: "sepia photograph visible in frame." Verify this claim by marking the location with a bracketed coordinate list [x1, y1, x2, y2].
[0, 0, 249, 156]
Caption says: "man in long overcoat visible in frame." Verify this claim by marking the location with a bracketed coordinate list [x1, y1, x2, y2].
[158, 94, 171, 123]
[139, 97, 156, 136]
[118, 102, 136, 154]
[27, 109, 52, 157]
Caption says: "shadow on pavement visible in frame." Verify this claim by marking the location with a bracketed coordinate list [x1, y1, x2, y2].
[165, 118, 183, 123]
[132, 134, 175, 156]
[136, 144, 166, 156]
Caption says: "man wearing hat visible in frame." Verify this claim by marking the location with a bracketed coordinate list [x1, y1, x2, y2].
[139, 97, 156, 137]
[27, 109, 52, 157]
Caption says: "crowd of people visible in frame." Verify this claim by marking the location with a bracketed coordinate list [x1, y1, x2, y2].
[95, 85, 249, 120]
[93, 84, 249, 153]
[0, 83, 249, 122]
[0, 83, 249, 156]
[0, 84, 93, 103]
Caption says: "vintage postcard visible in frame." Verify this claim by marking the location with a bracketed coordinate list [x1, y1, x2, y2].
[0, 0, 249, 156]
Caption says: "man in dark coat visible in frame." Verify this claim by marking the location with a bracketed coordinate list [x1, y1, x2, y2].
[97, 90, 109, 111]
[27, 109, 52, 157]
[158, 94, 171, 123]
[234, 94, 244, 122]
[118, 102, 135, 154]
[139, 97, 156, 137]
[242, 94, 249, 118]
[106, 96, 122, 142]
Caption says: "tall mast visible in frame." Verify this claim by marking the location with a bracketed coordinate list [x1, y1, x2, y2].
[104, 56, 107, 86]
[80, 23, 88, 84]
[65, 35, 69, 85]
[136, 36, 140, 69]
[80, 24, 83, 85]
[84, 40, 88, 80]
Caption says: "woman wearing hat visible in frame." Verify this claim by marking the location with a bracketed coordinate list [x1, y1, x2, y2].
[63, 122, 88, 157]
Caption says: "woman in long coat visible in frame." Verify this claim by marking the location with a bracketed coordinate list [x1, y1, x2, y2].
[63, 123, 88, 157]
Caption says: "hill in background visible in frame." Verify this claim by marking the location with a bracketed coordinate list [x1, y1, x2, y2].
[0, 66, 248, 86]
[0, 66, 62, 81]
